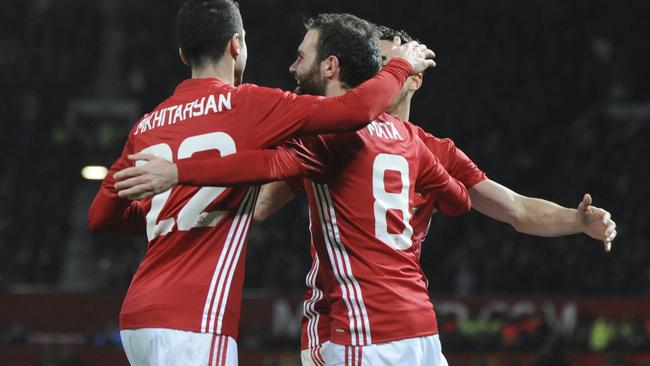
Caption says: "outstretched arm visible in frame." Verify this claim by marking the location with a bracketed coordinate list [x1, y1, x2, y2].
[469, 179, 617, 251]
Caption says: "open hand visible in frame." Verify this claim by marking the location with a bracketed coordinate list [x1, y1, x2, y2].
[384, 36, 436, 74]
[577, 193, 617, 252]
[114, 154, 178, 200]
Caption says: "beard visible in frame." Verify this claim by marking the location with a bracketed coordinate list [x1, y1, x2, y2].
[294, 62, 325, 96]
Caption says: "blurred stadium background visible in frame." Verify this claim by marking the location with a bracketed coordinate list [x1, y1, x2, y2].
[1, 0, 649, 365]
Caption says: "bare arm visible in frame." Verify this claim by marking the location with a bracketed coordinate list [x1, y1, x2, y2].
[253, 182, 296, 222]
[469, 179, 617, 250]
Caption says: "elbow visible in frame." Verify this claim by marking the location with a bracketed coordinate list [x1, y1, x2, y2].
[436, 198, 471, 217]
[252, 210, 268, 223]
[87, 217, 103, 234]
[450, 202, 472, 217]
[87, 210, 111, 234]
[508, 211, 528, 233]
[253, 204, 271, 222]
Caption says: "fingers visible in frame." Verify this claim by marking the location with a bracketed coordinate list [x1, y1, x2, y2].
[393, 36, 401, 48]
[602, 218, 617, 252]
[608, 229, 617, 242]
[114, 167, 143, 181]
[115, 175, 150, 191]
[578, 193, 591, 212]
[602, 211, 611, 225]
[118, 184, 155, 200]
[604, 228, 616, 252]
[127, 153, 157, 162]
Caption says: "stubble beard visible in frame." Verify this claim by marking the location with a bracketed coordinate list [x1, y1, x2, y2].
[294, 62, 325, 96]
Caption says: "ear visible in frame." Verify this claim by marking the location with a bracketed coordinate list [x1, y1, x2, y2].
[229, 33, 241, 59]
[409, 73, 423, 92]
[321, 55, 340, 80]
[179, 48, 190, 66]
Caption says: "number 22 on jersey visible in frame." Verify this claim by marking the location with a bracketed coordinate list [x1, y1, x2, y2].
[137, 132, 236, 241]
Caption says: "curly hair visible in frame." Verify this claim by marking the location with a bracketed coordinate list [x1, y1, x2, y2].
[376, 25, 416, 43]
[304, 13, 382, 89]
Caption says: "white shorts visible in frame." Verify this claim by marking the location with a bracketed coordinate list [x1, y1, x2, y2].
[120, 328, 237, 366]
[305, 335, 447, 366]
[301, 341, 330, 366]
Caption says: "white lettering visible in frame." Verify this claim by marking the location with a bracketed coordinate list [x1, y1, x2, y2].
[205, 95, 218, 114]
[193, 97, 205, 117]
[152, 110, 163, 128]
[367, 122, 377, 136]
[172, 105, 184, 124]
[132, 92, 233, 136]
[389, 123, 402, 140]
[218, 92, 232, 111]
[375, 122, 388, 139]
[184, 101, 193, 120]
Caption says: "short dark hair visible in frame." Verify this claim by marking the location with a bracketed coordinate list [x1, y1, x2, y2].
[176, 0, 243, 67]
[305, 13, 381, 89]
[376, 25, 415, 43]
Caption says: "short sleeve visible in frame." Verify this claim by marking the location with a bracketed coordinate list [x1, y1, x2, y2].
[414, 125, 487, 188]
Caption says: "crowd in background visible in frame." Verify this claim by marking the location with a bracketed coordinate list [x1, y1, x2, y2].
[1, 0, 649, 312]
[1, 2, 649, 365]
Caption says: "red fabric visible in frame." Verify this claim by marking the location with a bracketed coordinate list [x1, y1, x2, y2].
[409, 123, 487, 247]
[88, 140, 147, 235]
[292, 113, 455, 345]
[299, 122, 486, 349]
[177, 147, 304, 186]
[86, 59, 411, 340]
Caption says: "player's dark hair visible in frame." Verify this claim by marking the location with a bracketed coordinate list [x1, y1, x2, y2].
[305, 13, 381, 89]
[377, 25, 426, 79]
[376, 25, 415, 43]
[176, 0, 243, 67]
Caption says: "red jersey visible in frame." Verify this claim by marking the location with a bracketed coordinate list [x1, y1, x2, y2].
[299, 123, 487, 349]
[287, 114, 470, 346]
[87, 59, 414, 339]
[173, 113, 471, 346]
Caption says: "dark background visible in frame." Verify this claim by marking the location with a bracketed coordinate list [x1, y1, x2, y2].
[1, 0, 649, 365]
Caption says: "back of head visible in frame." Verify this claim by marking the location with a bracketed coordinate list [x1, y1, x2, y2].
[177, 0, 243, 67]
[305, 13, 381, 89]
[376, 25, 415, 43]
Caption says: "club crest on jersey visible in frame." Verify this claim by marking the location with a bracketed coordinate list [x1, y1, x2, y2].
[366, 121, 403, 141]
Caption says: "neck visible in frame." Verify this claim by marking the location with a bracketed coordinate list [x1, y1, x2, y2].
[191, 59, 235, 84]
[324, 80, 347, 97]
[390, 101, 411, 121]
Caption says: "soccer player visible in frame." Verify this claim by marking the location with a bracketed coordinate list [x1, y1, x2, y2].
[87, 1, 435, 364]
[114, 25, 618, 366]
[113, 14, 471, 366]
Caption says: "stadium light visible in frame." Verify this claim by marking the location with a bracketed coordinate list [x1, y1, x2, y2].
[81, 165, 108, 180]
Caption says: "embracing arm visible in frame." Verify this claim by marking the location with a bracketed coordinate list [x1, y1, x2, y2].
[469, 179, 617, 250]
[301, 59, 412, 134]
[299, 39, 435, 134]
[113, 147, 305, 200]
[88, 151, 146, 235]
[88, 190, 145, 235]
[253, 182, 296, 222]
